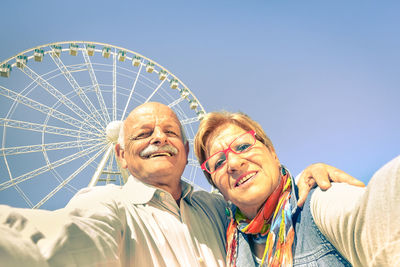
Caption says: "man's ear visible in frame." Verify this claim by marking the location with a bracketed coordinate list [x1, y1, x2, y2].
[115, 144, 128, 169]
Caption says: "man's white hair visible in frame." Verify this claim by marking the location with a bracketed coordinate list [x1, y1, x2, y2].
[118, 121, 188, 149]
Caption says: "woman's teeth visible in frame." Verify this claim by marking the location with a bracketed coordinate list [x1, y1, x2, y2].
[236, 173, 255, 187]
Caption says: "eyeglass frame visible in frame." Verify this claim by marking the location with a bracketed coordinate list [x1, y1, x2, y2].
[201, 130, 257, 174]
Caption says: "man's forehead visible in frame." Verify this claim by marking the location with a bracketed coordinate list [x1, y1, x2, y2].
[132, 115, 180, 128]
[127, 107, 181, 129]
[132, 103, 176, 117]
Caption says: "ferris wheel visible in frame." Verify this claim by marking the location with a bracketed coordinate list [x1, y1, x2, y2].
[0, 41, 209, 210]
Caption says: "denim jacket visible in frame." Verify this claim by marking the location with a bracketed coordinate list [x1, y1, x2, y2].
[235, 184, 351, 266]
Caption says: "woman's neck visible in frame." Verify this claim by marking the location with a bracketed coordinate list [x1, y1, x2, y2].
[238, 202, 265, 219]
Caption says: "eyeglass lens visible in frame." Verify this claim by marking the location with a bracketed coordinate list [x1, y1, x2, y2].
[205, 131, 255, 173]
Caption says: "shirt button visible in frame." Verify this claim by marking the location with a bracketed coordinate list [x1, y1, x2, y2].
[198, 257, 204, 263]
[159, 192, 165, 198]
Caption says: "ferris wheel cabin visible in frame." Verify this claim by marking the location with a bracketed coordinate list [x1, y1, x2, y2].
[170, 78, 179, 89]
[0, 64, 11, 77]
[132, 56, 141, 66]
[51, 45, 62, 57]
[34, 49, 44, 62]
[146, 62, 155, 73]
[118, 50, 126, 62]
[159, 70, 167, 80]
[180, 88, 189, 98]
[16, 55, 28, 69]
[86, 44, 95, 56]
[102, 47, 111, 58]
[69, 43, 79, 56]
[189, 99, 198, 110]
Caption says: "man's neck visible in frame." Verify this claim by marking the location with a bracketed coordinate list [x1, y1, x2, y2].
[153, 180, 182, 203]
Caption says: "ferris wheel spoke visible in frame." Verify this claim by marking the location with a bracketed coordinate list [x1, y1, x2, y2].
[180, 116, 200, 125]
[112, 50, 117, 121]
[49, 52, 107, 128]
[82, 48, 111, 123]
[0, 118, 102, 139]
[187, 159, 201, 168]
[187, 139, 194, 146]
[40, 141, 80, 195]
[15, 185, 34, 208]
[0, 139, 103, 156]
[121, 59, 144, 119]
[0, 143, 105, 191]
[18, 66, 103, 133]
[104, 152, 115, 184]
[88, 144, 113, 187]
[168, 96, 185, 108]
[33, 144, 107, 209]
[0, 86, 102, 134]
[145, 77, 168, 103]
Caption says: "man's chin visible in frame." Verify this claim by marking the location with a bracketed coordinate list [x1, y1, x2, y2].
[146, 162, 180, 173]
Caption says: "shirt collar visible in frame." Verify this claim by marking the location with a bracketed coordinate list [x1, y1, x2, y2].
[122, 175, 195, 205]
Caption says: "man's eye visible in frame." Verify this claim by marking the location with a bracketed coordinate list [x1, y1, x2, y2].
[166, 130, 178, 136]
[234, 143, 251, 152]
[134, 132, 151, 139]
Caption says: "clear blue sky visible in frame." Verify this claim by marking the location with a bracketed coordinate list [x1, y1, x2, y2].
[1, 0, 399, 208]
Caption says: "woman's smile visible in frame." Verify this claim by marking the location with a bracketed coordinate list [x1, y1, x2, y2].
[234, 171, 258, 187]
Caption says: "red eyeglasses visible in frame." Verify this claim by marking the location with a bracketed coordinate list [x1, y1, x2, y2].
[201, 130, 257, 174]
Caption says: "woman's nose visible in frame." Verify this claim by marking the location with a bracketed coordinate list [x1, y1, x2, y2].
[226, 152, 245, 173]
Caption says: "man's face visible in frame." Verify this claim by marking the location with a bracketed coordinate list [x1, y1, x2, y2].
[118, 103, 188, 188]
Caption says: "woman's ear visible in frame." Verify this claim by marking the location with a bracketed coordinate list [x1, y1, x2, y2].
[269, 147, 280, 166]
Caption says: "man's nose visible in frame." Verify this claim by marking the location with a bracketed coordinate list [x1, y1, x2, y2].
[150, 127, 167, 145]
[227, 152, 245, 173]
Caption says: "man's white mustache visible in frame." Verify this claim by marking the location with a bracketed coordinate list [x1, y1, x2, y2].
[140, 144, 178, 158]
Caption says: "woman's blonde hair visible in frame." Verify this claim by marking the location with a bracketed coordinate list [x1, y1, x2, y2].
[194, 111, 275, 186]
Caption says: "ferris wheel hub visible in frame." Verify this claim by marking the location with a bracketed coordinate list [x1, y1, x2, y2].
[106, 120, 123, 143]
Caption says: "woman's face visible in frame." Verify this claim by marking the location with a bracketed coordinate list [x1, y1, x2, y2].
[206, 124, 281, 218]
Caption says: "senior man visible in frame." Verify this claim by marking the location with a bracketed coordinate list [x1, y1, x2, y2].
[0, 102, 361, 266]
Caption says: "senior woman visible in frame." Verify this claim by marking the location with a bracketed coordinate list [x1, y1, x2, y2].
[194, 111, 352, 267]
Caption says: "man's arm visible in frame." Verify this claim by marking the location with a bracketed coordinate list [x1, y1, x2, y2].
[39, 186, 125, 266]
[0, 206, 49, 267]
[296, 163, 365, 207]
[0, 185, 125, 266]
[0, 225, 49, 266]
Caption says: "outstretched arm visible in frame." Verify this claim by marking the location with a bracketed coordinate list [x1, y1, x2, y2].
[296, 163, 365, 207]
[0, 187, 124, 266]
[0, 207, 49, 267]
[311, 155, 400, 266]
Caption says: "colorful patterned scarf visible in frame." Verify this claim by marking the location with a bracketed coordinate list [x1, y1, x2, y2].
[226, 166, 295, 267]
